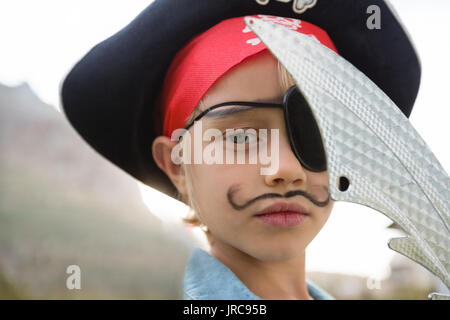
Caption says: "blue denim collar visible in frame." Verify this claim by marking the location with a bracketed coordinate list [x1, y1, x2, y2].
[183, 247, 335, 300]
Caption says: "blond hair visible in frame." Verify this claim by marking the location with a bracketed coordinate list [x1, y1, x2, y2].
[180, 60, 296, 241]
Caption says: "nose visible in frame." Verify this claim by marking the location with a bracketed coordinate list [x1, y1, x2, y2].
[264, 133, 307, 187]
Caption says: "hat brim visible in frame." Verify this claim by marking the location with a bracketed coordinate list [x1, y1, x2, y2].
[61, 0, 421, 200]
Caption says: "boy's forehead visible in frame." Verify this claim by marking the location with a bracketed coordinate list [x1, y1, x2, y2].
[197, 52, 284, 110]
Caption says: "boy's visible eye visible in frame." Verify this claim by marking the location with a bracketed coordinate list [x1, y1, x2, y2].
[225, 130, 258, 145]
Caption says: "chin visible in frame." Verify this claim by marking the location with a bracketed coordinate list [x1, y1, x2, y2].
[246, 240, 308, 262]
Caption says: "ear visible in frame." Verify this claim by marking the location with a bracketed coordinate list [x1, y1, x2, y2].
[152, 136, 188, 196]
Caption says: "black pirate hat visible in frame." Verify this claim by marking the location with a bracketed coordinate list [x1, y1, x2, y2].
[60, 0, 421, 200]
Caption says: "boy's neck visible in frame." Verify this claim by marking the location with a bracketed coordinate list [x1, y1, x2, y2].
[208, 239, 311, 300]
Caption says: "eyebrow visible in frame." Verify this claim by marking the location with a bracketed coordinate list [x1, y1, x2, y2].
[203, 96, 284, 119]
[204, 105, 254, 118]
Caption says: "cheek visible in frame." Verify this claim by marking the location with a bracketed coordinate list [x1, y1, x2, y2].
[319, 200, 333, 221]
[311, 200, 334, 234]
[307, 170, 329, 185]
[188, 164, 234, 210]
[188, 163, 261, 219]
[191, 163, 261, 190]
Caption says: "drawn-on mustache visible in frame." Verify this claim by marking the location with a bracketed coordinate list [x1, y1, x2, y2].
[227, 184, 330, 211]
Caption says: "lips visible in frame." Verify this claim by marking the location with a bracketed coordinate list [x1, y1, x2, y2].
[255, 202, 309, 216]
[255, 202, 309, 227]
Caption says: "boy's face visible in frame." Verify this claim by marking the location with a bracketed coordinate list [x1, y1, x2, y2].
[184, 51, 334, 261]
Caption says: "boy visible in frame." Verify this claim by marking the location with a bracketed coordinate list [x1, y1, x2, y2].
[61, 0, 420, 299]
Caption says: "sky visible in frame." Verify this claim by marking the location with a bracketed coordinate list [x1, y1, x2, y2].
[0, 0, 449, 281]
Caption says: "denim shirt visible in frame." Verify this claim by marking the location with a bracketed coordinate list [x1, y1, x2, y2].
[183, 247, 335, 300]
